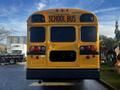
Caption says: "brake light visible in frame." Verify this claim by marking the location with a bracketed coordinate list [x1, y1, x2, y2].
[89, 45, 96, 51]
[80, 45, 96, 51]
[80, 45, 97, 55]
[29, 46, 46, 55]
[29, 46, 40, 52]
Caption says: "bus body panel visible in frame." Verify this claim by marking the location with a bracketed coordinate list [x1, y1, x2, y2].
[26, 8, 100, 79]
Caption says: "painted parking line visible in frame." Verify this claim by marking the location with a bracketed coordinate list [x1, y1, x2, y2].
[17, 62, 26, 65]
[30, 82, 74, 86]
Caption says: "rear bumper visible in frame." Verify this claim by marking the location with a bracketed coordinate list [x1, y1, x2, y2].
[26, 68, 100, 80]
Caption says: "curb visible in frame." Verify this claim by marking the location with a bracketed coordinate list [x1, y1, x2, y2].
[97, 79, 117, 90]
[17, 62, 26, 65]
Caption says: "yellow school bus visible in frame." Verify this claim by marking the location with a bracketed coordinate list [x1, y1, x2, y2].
[26, 8, 100, 80]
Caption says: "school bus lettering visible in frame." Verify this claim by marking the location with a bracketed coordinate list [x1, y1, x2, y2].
[49, 15, 76, 22]
[67, 15, 76, 22]
[49, 15, 65, 22]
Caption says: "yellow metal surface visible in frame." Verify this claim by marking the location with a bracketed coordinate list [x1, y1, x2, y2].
[27, 8, 99, 69]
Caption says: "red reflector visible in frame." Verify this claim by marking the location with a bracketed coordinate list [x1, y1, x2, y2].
[36, 56, 39, 59]
[86, 56, 90, 59]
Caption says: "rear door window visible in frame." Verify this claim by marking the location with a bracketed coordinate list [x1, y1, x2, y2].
[51, 27, 75, 42]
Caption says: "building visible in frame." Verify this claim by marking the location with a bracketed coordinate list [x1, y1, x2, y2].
[7, 36, 26, 44]
[0, 44, 6, 54]
[7, 36, 26, 53]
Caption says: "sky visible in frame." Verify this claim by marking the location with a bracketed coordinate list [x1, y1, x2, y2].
[0, 0, 120, 38]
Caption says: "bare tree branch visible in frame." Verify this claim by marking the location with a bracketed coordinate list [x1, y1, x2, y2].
[0, 26, 11, 41]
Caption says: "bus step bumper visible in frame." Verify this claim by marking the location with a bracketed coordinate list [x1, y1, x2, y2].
[26, 69, 100, 80]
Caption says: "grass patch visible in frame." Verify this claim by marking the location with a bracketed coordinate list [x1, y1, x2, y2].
[101, 64, 120, 90]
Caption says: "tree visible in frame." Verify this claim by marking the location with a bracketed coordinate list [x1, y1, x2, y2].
[0, 26, 11, 42]
[100, 35, 118, 65]
[100, 35, 117, 50]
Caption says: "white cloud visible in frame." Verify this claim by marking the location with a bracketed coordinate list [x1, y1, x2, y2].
[90, 0, 104, 3]
[0, 18, 26, 44]
[0, 6, 26, 36]
[96, 5, 120, 38]
[0, 19, 26, 36]
[40, 0, 48, 3]
[36, 2, 46, 10]
[0, 6, 20, 17]
[99, 22, 115, 38]
[99, 15, 117, 21]
[94, 7, 120, 13]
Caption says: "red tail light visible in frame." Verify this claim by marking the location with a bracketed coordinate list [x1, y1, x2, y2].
[80, 45, 97, 55]
[29, 46, 46, 55]
[81, 45, 96, 51]
[29, 46, 41, 52]
[89, 45, 96, 51]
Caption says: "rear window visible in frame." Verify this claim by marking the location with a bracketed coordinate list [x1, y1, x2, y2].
[80, 14, 94, 22]
[51, 27, 75, 42]
[81, 26, 97, 42]
[30, 27, 45, 42]
[31, 14, 45, 23]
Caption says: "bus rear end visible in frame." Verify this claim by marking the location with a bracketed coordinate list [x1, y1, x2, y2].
[27, 9, 100, 80]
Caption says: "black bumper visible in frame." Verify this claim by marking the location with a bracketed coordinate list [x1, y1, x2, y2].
[26, 68, 100, 80]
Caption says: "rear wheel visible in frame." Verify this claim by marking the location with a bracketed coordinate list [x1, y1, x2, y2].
[9, 59, 16, 64]
[38, 80, 43, 83]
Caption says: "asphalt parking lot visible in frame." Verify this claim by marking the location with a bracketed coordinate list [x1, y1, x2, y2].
[0, 63, 110, 90]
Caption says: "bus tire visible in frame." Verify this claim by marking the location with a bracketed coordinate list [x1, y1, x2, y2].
[38, 80, 42, 83]
[9, 59, 16, 64]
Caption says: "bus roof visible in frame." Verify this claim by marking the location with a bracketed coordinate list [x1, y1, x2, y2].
[33, 8, 93, 14]
[28, 8, 95, 17]
[27, 8, 98, 23]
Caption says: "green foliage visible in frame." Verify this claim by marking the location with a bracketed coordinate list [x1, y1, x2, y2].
[101, 64, 120, 90]
[115, 31, 120, 41]
[100, 35, 117, 50]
